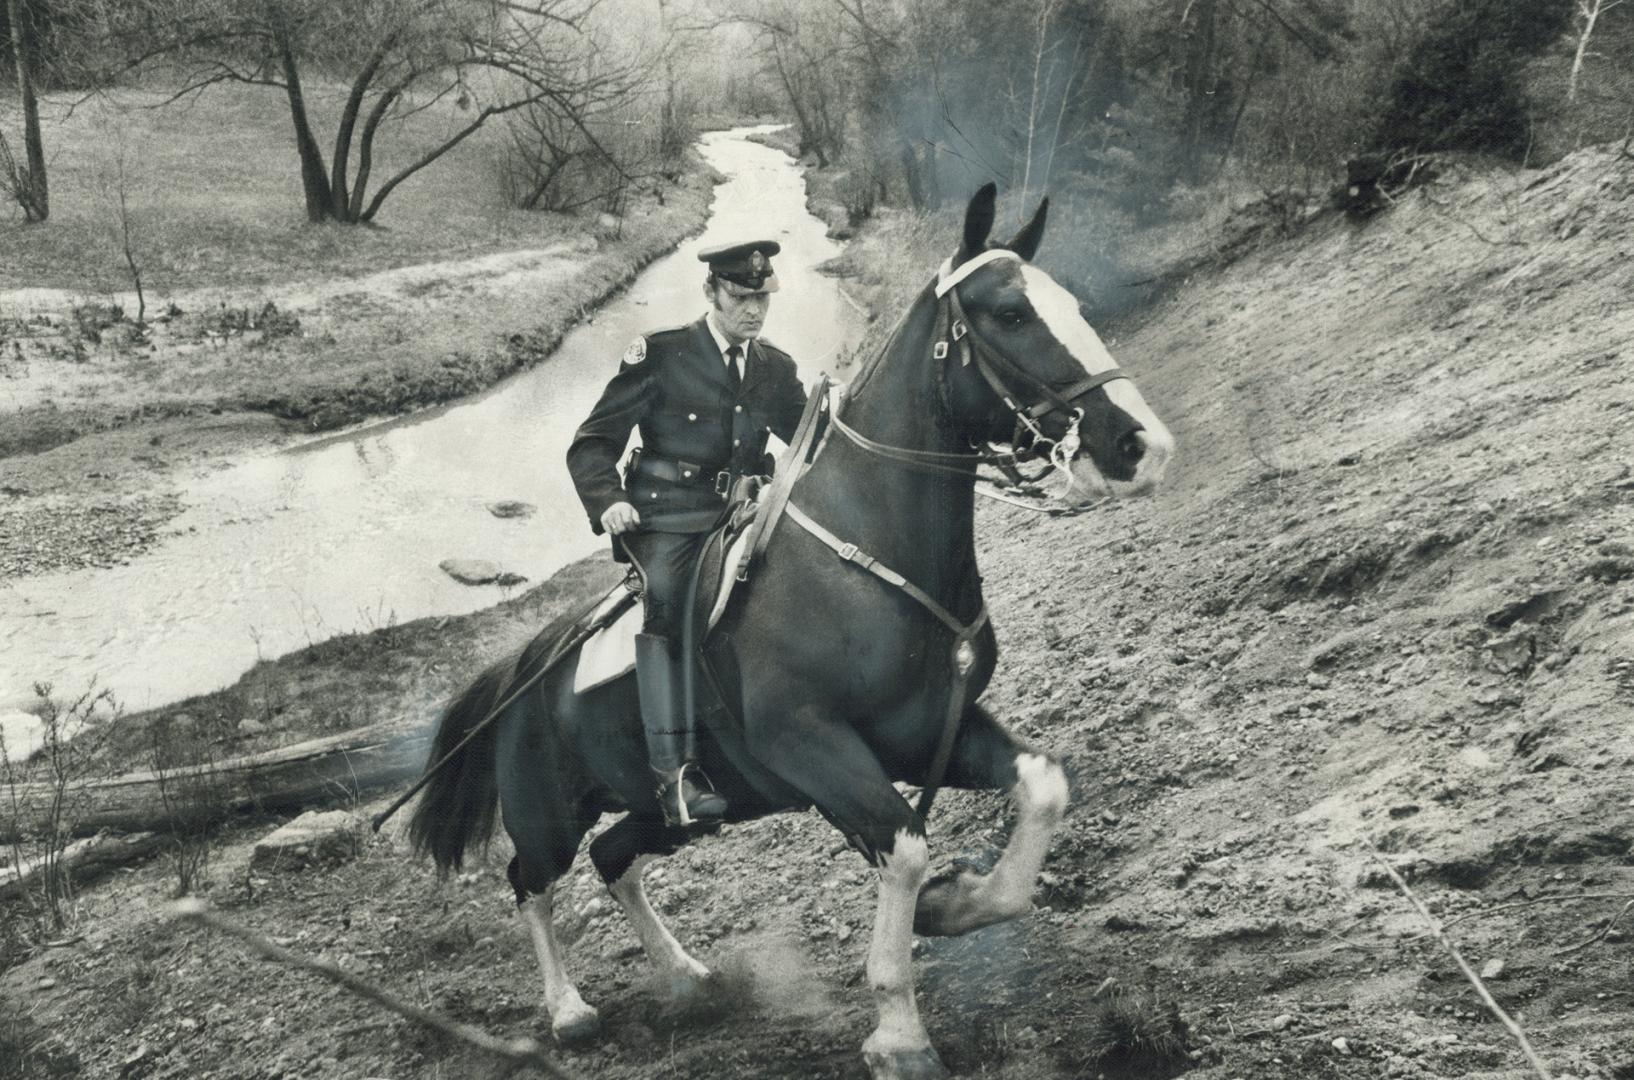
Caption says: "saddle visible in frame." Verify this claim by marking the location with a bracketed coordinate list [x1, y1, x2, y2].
[571, 484, 761, 695]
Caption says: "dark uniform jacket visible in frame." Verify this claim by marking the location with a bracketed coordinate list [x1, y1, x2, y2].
[567, 316, 807, 542]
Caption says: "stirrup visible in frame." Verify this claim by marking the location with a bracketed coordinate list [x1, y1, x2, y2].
[655, 764, 726, 828]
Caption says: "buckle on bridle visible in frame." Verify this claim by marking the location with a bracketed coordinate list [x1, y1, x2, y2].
[838, 541, 859, 561]
[933, 341, 949, 360]
[715, 470, 732, 497]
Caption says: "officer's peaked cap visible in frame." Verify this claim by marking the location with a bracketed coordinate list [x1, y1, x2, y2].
[699, 240, 781, 292]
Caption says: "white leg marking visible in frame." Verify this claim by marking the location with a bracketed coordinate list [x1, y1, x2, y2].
[980, 753, 1069, 917]
[862, 829, 934, 1062]
[519, 886, 600, 1041]
[607, 855, 710, 985]
[914, 752, 1069, 936]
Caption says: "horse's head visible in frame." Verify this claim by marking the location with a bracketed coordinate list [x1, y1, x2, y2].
[937, 183, 1173, 502]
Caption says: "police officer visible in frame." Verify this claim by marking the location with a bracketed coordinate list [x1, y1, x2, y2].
[567, 240, 807, 827]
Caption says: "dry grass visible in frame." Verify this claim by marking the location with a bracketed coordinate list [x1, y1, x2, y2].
[0, 79, 624, 292]
[0, 77, 717, 453]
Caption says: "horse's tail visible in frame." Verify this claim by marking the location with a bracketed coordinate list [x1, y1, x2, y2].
[406, 653, 517, 876]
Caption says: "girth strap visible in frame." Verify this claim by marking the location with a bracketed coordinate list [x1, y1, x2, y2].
[783, 500, 989, 820]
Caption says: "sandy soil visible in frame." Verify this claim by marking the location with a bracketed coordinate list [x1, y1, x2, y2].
[4, 146, 1634, 1080]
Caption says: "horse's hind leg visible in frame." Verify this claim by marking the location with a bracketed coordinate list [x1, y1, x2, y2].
[589, 816, 711, 996]
[913, 704, 1069, 938]
[496, 697, 600, 1043]
[514, 870, 602, 1043]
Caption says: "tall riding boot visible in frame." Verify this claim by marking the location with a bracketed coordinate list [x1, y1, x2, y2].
[635, 633, 727, 827]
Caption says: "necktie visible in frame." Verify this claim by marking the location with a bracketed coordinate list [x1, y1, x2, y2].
[726, 344, 743, 391]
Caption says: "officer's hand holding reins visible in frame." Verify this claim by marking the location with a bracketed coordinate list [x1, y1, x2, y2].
[601, 502, 641, 535]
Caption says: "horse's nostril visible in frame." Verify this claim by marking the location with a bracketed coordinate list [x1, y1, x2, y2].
[1118, 430, 1146, 464]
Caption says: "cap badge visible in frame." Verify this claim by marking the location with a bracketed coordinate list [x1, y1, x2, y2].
[749, 250, 766, 273]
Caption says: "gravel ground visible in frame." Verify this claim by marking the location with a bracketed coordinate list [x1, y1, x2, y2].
[0, 493, 184, 577]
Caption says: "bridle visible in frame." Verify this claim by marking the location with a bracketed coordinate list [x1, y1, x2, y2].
[828, 248, 1131, 498]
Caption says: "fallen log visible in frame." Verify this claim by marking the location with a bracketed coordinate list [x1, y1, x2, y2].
[0, 831, 166, 901]
[0, 716, 429, 842]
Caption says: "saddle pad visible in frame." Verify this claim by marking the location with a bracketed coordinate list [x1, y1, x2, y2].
[572, 530, 754, 695]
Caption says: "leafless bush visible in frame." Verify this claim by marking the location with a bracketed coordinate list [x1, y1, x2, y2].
[148, 715, 227, 897]
[0, 681, 120, 933]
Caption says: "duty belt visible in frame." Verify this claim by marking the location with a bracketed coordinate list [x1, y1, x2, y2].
[631, 451, 736, 497]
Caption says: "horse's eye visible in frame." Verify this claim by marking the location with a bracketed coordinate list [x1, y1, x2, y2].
[996, 307, 1029, 327]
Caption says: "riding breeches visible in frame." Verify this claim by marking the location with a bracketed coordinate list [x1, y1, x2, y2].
[619, 530, 709, 643]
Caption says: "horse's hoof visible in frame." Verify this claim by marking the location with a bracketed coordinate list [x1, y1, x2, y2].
[913, 869, 982, 937]
[550, 1003, 601, 1045]
[665, 966, 718, 1006]
[863, 1047, 950, 1080]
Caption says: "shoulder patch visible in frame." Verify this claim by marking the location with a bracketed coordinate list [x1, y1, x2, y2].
[621, 337, 647, 366]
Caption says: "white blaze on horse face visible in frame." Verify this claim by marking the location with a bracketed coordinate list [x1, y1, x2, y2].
[1018, 265, 1174, 497]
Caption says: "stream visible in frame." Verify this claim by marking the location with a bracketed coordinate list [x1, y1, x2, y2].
[1, 125, 863, 743]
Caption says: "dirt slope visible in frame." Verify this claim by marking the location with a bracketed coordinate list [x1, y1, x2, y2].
[5, 147, 1633, 1080]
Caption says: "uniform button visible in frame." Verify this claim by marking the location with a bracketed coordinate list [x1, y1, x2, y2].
[688, 412, 697, 421]
[649, 493, 658, 500]
[734, 405, 743, 413]
[733, 439, 741, 447]
[683, 470, 693, 478]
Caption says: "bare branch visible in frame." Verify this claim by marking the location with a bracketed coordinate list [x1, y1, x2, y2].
[171, 900, 577, 1079]
[1368, 844, 1555, 1080]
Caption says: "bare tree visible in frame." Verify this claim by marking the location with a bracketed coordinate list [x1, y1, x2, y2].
[106, 0, 637, 224]
[1569, 0, 1625, 104]
[3, 0, 48, 220]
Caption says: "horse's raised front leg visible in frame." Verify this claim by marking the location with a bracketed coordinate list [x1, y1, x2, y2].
[590, 816, 712, 999]
[746, 701, 947, 1080]
[913, 704, 1069, 937]
[515, 878, 602, 1043]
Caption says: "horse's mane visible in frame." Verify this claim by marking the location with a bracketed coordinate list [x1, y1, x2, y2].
[842, 277, 937, 402]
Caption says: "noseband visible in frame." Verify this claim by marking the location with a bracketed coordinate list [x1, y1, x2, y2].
[830, 250, 1131, 483]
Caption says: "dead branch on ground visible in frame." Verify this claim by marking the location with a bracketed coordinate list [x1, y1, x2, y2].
[1367, 843, 1554, 1080]
[1555, 898, 1634, 956]
[170, 900, 577, 1079]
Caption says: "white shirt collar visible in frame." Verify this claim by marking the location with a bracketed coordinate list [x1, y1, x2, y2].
[705, 312, 751, 363]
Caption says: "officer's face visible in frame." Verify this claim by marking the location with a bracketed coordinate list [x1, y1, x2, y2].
[706, 279, 771, 341]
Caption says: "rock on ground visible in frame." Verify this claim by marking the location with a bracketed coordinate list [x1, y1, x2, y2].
[251, 810, 362, 872]
[439, 558, 527, 587]
[487, 500, 537, 519]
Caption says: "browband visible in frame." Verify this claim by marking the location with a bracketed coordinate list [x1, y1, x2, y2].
[934, 249, 1021, 298]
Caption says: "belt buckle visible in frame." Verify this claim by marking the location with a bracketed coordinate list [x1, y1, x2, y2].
[715, 470, 732, 497]
[838, 542, 859, 561]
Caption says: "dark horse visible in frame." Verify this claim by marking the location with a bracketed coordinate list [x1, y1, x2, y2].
[408, 185, 1174, 1080]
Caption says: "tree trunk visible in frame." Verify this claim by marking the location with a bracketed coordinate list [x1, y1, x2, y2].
[275, 26, 336, 223]
[5, 0, 47, 221]
[1569, 0, 1608, 104]
[331, 34, 398, 219]
[0, 717, 432, 842]
[1181, 0, 1219, 183]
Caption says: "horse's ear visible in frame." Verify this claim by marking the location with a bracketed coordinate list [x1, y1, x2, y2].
[1006, 196, 1049, 261]
[957, 182, 998, 263]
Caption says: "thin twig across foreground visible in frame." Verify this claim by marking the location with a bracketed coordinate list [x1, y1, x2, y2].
[170, 899, 576, 1079]
[1366, 844, 1554, 1080]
